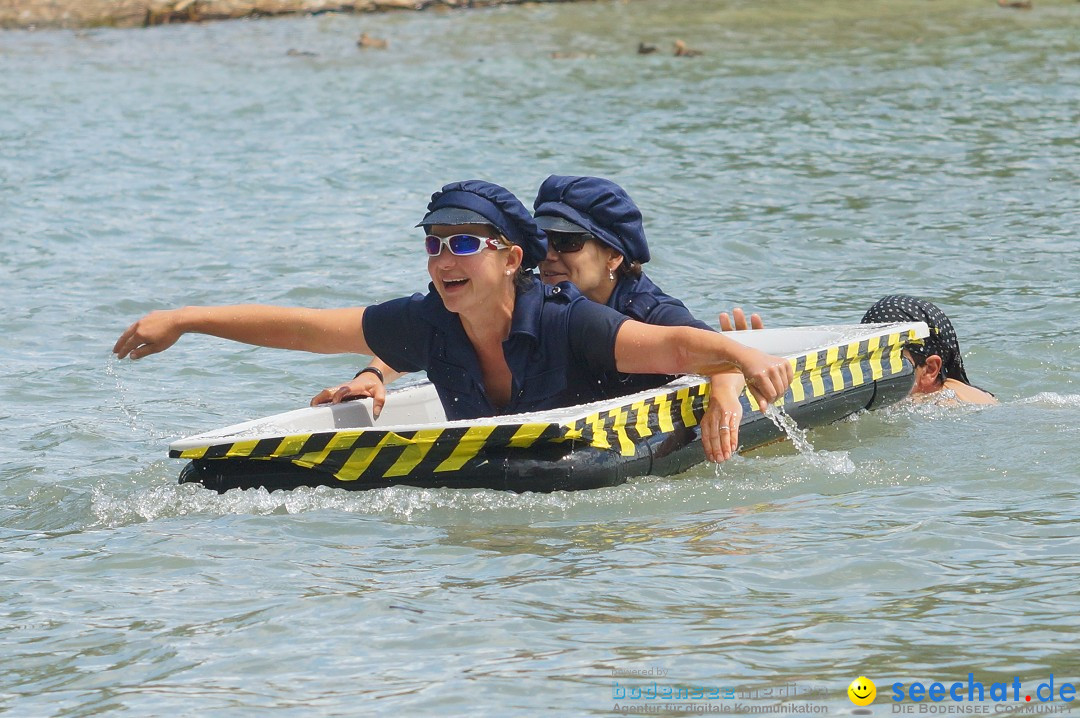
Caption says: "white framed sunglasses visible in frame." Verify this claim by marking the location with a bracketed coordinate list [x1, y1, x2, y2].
[424, 234, 510, 257]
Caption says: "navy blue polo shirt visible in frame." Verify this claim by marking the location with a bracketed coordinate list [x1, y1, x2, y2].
[598, 272, 715, 397]
[362, 276, 629, 421]
[609, 272, 712, 330]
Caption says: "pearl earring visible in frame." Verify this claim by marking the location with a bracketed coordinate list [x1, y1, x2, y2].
[505, 269, 513, 276]
[609, 269, 615, 281]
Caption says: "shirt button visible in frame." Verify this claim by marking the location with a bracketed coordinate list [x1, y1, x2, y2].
[552, 287, 560, 294]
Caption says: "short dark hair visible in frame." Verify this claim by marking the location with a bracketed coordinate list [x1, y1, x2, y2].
[513, 267, 533, 293]
[906, 347, 945, 386]
[617, 259, 643, 279]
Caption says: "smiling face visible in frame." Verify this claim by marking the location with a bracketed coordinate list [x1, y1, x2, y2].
[426, 223, 522, 316]
[538, 233, 624, 304]
[847, 677, 876, 706]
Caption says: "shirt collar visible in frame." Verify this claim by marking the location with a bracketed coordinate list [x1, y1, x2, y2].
[417, 277, 546, 343]
[507, 274, 545, 342]
[417, 274, 568, 347]
[606, 272, 659, 311]
[418, 283, 454, 323]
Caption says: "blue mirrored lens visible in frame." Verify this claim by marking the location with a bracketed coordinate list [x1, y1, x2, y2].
[447, 235, 483, 255]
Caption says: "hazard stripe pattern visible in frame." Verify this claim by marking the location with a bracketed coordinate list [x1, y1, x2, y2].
[170, 331, 915, 480]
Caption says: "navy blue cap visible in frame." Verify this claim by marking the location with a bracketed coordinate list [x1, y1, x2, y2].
[418, 180, 548, 269]
[419, 207, 490, 227]
[532, 175, 650, 264]
[534, 215, 588, 234]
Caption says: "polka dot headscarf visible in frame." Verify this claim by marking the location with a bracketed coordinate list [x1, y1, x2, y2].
[861, 294, 971, 385]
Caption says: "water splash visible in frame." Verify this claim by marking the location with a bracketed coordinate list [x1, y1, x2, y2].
[105, 355, 141, 432]
[875, 391, 984, 423]
[764, 404, 815, 454]
[86, 476, 671, 528]
[104, 355, 169, 441]
[762, 405, 856, 475]
[1016, 392, 1080, 409]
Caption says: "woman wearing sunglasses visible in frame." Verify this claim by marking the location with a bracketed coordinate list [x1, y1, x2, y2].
[116, 180, 792, 425]
[317, 178, 764, 462]
[532, 175, 755, 463]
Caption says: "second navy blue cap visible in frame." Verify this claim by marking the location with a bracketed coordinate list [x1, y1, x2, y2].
[534, 215, 589, 234]
[532, 175, 650, 264]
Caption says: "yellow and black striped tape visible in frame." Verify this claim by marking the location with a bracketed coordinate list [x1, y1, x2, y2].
[170, 330, 916, 482]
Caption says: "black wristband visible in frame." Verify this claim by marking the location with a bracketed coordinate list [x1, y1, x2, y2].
[354, 366, 385, 383]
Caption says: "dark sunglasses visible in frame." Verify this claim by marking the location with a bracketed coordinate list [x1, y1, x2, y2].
[424, 234, 509, 257]
[547, 232, 592, 254]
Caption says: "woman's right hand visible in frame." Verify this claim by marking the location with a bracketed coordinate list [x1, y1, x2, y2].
[310, 373, 387, 417]
[700, 371, 746, 463]
[736, 347, 794, 411]
[113, 309, 186, 360]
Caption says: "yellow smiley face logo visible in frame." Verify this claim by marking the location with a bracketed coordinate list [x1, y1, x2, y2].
[848, 676, 877, 706]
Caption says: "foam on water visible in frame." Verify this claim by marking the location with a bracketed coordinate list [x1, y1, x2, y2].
[873, 391, 994, 423]
[87, 474, 691, 528]
[762, 405, 856, 475]
[1016, 392, 1080, 409]
[103, 355, 173, 442]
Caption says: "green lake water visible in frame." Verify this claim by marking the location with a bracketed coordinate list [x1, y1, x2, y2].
[2, 0, 1079, 714]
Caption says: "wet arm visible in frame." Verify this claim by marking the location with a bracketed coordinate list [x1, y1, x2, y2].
[613, 321, 793, 409]
[113, 305, 370, 360]
[360, 357, 407, 385]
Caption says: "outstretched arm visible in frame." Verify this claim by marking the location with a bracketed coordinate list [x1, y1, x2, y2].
[613, 321, 793, 411]
[113, 305, 370, 360]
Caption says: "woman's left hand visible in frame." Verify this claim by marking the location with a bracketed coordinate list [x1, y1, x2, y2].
[310, 373, 387, 416]
[718, 307, 764, 332]
[700, 371, 746, 463]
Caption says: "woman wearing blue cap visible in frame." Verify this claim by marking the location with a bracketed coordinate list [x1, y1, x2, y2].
[114, 180, 793, 424]
[322, 176, 758, 462]
[531, 174, 756, 462]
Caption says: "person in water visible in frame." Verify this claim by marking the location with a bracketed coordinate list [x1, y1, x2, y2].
[320, 176, 764, 462]
[861, 294, 997, 405]
[116, 180, 794, 423]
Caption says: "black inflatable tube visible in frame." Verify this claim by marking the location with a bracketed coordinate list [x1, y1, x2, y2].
[178, 368, 915, 494]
